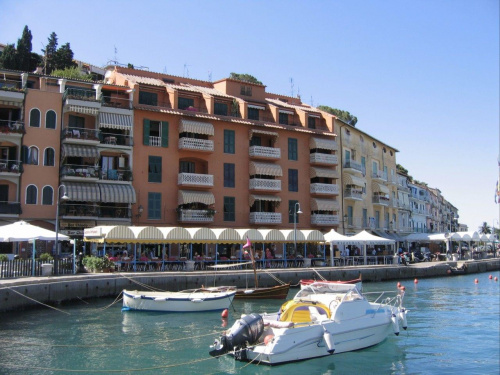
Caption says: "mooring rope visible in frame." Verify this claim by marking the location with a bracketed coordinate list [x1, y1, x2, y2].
[6, 287, 71, 315]
[262, 270, 286, 285]
[117, 273, 164, 291]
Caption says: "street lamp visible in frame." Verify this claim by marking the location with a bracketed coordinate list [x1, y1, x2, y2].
[55, 185, 70, 256]
[293, 202, 303, 253]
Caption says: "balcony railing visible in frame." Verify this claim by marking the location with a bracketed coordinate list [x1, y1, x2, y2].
[249, 178, 281, 191]
[61, 164, 99, 180]
[61, 204, 130, 219]
[311, 214, 339, 226]
[249, 146, 281, 159]
[249, 212, 282, 225]
[0, 201, 21, 215]
[178, 138, 214, 152]
[178, 173, 214, 187]
[344, 187, 363, 200]
[310, 183, 339, 195]
[62, 127, 100, 141]
[372, 170, 388, 181]
[372, 195, 390, 205]
[100, 131, 133, 147]
[101, 96, 132, 109]
[63, 88, 99, 102]
[309, 153, 338, 165]
[0, 160, 22, 174]
[343, 160, 365, 174]
[0, 79, 23, 91]
[177, 209, 214, 223]
[0, 119, 24, 134]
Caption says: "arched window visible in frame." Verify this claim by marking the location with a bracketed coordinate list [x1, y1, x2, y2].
[46, 110, 56, 129]
[42, 186, 53, 205]
[26, 185, 37, 204]
[30, 108, 40, 128]
[44, 148, 55, 166]
[28, 146, 39, 165]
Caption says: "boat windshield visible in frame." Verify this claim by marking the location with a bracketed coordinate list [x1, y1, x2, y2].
[295, 282, 359, 299]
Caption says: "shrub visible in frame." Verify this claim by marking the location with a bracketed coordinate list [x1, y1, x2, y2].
[82, 256, 115, 272]
[0, 254, 8, 262]
[39, 253, 54, 262]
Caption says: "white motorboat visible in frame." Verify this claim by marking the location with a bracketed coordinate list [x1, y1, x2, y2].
[209, 282, 408, 365]
[122, 286, 236, 313]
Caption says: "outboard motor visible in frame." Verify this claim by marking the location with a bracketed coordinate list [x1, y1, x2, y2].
[209, 313, 264, 357]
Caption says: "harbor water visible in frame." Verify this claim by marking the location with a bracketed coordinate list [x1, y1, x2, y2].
[0, 271, 498, 375]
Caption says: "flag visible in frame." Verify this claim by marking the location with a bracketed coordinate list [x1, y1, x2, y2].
[496, 181, 500, 204]
[243, 236, 251, 249]
[242, 236, 255, 263]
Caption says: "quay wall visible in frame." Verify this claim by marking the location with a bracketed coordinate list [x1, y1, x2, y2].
[0, 259, 499, 313]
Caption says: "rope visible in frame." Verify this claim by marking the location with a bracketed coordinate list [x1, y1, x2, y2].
[262, 270, 286, 285]
[7, 287, 70, 315]
[117, 273, 164, 291]
[95, 291, 123, 311]
[311, 268, 327, 281]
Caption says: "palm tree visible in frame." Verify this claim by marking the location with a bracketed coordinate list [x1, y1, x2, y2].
[478, 222, 491, 234]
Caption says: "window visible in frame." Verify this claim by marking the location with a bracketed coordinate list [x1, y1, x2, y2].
[248, 107, 259, 120]
[224, 163, 235, 188]
[147, 192, 161, 219]
[345, 149, 351, 162]
[143, 119, 168, 147]
[347, 206, 353, 226]
[26, 185, 37, 204]
[372, 161, 378, 175]
[214, 102, 228, 116]
[178, 97, 194, 110]
[23, 146, 39, 165]
[148, 156, 162, 182]
[68, 115, 84, 129]
[42, 186, 53, 205]
[240, 85, 252, 96]
[288, 138, 298, 161]
[279, 112, 289, 125]
[361, 156, 366, 173]
[45, 110, 56, 129]
[139, 91, 158, 106]
[362, 208, 368, 227]
[308, 116, 316, 129]
[224, 130, 235, 154]
[29, 109, 40, 127]
[223, 196, 235, 221]
[288, 169, 298, 192]
[288, 200, 299, 224]
[44, 148, 55, 166]
[179, 161, 195, 173]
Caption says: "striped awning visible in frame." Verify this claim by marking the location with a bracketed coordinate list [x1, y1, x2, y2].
[0, 99, 23, 107]
[309, 137, 337, 151]
[99, 112, 132, 129]
[65, 105, 99, 116]
[62, 144, 99, 159]
[64, 182, 100, 202]
[310, 167, 339, 179]
[310, 198, 340, 211]
[249, 128, 279, 140]
[249, 161, 283, 177]
[249, 194, 281, 206]
[178, 190, 215, 205]
[372, 182, 390, 195]
[179, 119, 214, 136]
[99, 183, 136, 203]
[343, 173, 365, 187]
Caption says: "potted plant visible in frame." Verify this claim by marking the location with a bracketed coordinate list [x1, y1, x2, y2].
[82, 256, 116, 273]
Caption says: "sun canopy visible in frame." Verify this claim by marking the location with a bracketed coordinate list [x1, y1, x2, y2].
[0, 221, 69, 242]
[349, 230, 395, 245]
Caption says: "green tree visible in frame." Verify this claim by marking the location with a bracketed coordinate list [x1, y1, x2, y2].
[317, 105, 358, 126]
[42, 32, 58, 74]
[53, 42, 76, 71]
[0, 44, 17, 69]
[51, 66, 91, 80]
[229, 72, 262, 85]
[16, 25, 33, 71]
[479, 222, 491, 234]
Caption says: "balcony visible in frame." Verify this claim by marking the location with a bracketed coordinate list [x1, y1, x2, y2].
[0, 119, 24, 137]
[372, 195, 390, 206]
[178, 173, 214, 187]
[249, 178, 281, 192]
[397, 183, 411, 192]
[343, 160, 364, 174]
[0, 160, 22, 175]
[61, 204, 130, 219]
[249, 212, 282, 225]
[63, 88, 101, 114]
[62, 127, 100, 144]
[310, 183, 339, 195]
[311, 214, 339, 226]
[178, 137, 214, 152]
[372, 170, 388, 182]
[0, 201, 21, 215]
[100, 131, 133, 148]
[249, 146, 280, 160]
[0, 80, 24, 102]
[309, 153, 338, 166]
[61, 164, 99, 181]
[177, 209, 215, 223]
[101, 96, 132, 110]
[344, 187, 363, 201]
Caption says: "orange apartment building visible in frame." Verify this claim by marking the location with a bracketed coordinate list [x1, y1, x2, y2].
[0, 66, 342, 257]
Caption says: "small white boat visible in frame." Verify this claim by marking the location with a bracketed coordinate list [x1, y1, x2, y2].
[210, 282, 408, 365]
[122, 286, 236, 313]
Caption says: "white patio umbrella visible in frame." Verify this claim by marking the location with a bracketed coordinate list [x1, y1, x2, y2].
[349, 230, 395, 265]
[323, 229, 359, 266]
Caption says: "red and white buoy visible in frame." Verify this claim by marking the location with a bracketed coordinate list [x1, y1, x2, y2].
[474, 279, 479, 284]
[221, 309, 228, 318]
[489, 275, 492, 279]
[495, 277, 498, 282]
[414, 278, 418, 284]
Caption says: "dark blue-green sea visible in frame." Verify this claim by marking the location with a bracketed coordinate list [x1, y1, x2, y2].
[0, 271, 498, 375]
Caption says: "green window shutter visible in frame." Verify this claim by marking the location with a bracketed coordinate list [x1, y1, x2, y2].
[161, 121, 169, 147]
[143, 119, 150, 145]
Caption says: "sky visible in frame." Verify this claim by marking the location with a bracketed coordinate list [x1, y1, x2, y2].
[1, 0, 499, 231]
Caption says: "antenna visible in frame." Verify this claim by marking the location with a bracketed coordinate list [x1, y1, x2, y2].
[310, 96, 314, 106]
[114, 46, 118, 62]
[183, 63, 190, 78]
[208, 70, 212, 82]
[290, 78, 294, 97]
[163, 66, 167, 74]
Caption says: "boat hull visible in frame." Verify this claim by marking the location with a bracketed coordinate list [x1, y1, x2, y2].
[234, 283, 290, 300]
[122, 289, 236, 312]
